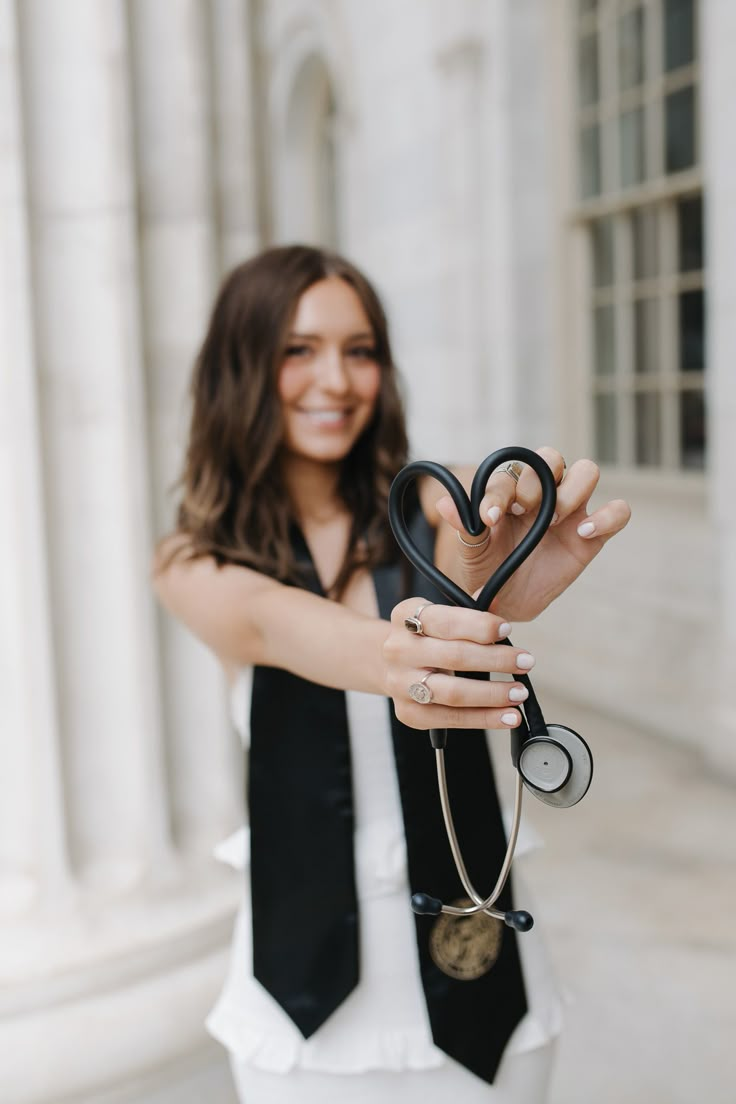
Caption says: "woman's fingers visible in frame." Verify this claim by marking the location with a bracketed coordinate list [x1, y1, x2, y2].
[398, 700, 524, 731]
[549, 458, 600, 526]
[574, 498, 632, 542]
[386, 599, 536, 676]
[392, 598, 510, 645]
[481, 446, 566, 524]
[406, 669, 529, 709]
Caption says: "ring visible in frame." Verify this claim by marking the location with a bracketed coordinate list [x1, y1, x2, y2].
[403, 603, 433, 635]
[556, 459, 567, 486]
[457, 529, 490, 549]
[498, 460, 524, 484]
[408, 669, 438, 705]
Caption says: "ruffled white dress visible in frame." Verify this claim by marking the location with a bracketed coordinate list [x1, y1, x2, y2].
[206, 669, 563, 1103]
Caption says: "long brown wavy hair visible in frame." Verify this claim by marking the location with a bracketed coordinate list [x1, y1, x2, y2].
[169, 244, 409, 597]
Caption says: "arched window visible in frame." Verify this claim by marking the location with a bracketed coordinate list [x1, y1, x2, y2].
[277, 53, 339, 247]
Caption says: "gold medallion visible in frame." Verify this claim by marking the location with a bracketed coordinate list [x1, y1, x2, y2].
[429, 897, 504, 980]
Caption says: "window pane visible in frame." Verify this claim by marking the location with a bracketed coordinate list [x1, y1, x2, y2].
[620, 107, 645, 187]
[594, 305, 615, 375]
[579, 33, 599, 106]
[618, 7, 645, 91]
[592, 218, 614, 287]
[632, 206, 659, 279]
[635, 392, 662, 465]
[664, 0, 695, 72]
[679, 390, 706, 469]
[665, 86, 696, 173]
[677, 195, 703, 271]
[580, 124, 601, 197]
[594, 394, 617, 463]
[634, 298, 659, 374]
[679, 290, 704, 372]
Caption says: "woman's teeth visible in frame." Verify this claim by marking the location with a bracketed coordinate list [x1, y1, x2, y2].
[302, 409, 348, 424]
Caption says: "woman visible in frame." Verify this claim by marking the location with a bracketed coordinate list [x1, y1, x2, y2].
[153, 245, 630, 1103]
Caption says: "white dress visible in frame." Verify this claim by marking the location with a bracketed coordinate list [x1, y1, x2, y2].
[206, 669, 563, 1103]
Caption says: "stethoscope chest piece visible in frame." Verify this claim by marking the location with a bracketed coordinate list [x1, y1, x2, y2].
[519, 724, 593, 808]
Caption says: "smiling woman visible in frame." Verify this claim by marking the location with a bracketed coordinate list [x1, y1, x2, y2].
[152, 244, 629, 1104]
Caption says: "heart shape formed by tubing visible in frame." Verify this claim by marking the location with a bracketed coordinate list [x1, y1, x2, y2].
[388, 447, 557, 612]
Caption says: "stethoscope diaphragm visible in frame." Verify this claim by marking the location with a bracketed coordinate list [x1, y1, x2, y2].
[519, 724, 593, 808]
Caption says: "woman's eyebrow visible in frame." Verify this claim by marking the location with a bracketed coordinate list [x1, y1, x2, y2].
[286, 330, 375, 342]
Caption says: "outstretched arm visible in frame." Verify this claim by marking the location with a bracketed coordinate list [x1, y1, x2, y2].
[153, 538, 537, 730]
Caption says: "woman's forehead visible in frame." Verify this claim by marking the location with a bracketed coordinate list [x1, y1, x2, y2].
[290, 277, 373, 337]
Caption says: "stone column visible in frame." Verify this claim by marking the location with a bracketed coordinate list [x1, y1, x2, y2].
[18, 0, 169, 890]
[209, 0, 262, 269]
[437, 37, 490, 462]
[1, 3, 241, 1100]
[0, 0, 69, 916]
[128, 0, 240, 855]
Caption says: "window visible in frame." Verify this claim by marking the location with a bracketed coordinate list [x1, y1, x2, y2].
[575, 0, 704, 470]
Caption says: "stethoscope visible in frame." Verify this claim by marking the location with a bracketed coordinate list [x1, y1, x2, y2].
[388, 447, 593, 934]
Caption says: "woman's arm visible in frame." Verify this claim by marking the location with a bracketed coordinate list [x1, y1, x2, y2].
[153, 539, 390, 694]
[152, 538, 536, 728]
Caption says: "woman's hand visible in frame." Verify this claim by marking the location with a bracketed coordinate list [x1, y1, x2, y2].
[383, 598, 537, 730]
[435, 447, 631, 621]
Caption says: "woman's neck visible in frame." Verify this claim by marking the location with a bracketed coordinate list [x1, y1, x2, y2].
[281, 454, 346, 525]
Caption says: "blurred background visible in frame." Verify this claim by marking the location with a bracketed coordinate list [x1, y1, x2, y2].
[1, 0, 734, 1101]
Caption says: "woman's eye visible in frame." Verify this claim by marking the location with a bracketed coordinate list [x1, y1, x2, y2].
[284, 344, 312, 358]
[347, 346, 377, 360]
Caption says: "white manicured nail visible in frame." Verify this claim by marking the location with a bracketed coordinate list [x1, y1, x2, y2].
[508, 686, 529, 702]
[577, 521, 596, 537]
[502, 712, 520, 726]
[516, 652, 536, 670]
[487, 505, 501, 524]
[551, 512, 559, 525]
[498, 622, 512, 639]
[511, 503, 526, 516]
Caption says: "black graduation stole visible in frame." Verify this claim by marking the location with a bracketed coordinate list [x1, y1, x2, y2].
[248, 507, 527, 1084]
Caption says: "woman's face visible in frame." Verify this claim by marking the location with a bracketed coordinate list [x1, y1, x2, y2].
[278, 277, 381, 466]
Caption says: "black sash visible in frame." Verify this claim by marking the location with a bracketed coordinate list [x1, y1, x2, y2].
[249, 506, 527, 1083]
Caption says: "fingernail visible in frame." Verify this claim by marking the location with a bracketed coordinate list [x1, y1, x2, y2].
[508, 686, 528, 702]
[487, 505, 501, 524]
[511, 503, 526, 516]
[551, 512, 559, 525]
[498, 622, 512, 639]
[516, 652, 536, 670]
[502, 711, 520, 726]
[577, 521, 595, 537]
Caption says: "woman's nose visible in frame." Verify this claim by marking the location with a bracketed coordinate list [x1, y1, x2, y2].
[317, 348, 350, 392]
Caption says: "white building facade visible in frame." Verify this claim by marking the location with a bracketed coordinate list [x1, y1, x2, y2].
[1, 1, 732, 1100]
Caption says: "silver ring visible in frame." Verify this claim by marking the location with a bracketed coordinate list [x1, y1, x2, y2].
[456, 529, 490, 549]
[498, 460, 524, 484]
[403, 602, 433, 636]
[408, 669, 438, 705]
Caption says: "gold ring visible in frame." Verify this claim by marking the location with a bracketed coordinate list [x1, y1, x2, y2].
[498, 460, 524, 484]
[408, 669, 438, 704]
[403, 602, 433, 636]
